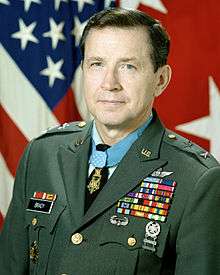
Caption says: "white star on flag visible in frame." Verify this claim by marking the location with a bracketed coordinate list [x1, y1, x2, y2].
[11, 19, 39, 50]
[0, 0, 10, 5]
[22, 0, 41, 12]
[120, 0, 167, 13]
[43, 18, 66, 49]
[176, 77, 220, 162]
[72, 0, 94, 13]
[54, 0, 68, 11]
[72, 16, 87, 46]
[40, 56, 65, 87]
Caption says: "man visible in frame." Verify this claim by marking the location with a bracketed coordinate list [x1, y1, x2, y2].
[0, 8, 220, 275]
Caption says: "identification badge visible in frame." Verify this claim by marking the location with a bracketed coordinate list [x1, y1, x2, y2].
[27, 198, 54, 214]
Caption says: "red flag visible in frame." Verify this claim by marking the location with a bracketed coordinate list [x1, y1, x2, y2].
[120, 0, 220, 161]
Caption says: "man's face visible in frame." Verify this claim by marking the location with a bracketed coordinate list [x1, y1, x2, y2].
[83, 27, 163, 131]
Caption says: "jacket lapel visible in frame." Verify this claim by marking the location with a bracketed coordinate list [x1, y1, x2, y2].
[79, 115, 167, 229]
[57, 123, 92, 227]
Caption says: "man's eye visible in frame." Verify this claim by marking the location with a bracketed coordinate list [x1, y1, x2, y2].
[90, 62, 103, 67]
[127, 64, 135, 69]
[121, 64, 136, 70]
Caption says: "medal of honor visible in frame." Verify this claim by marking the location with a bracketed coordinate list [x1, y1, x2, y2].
[87, 168, 102, 194]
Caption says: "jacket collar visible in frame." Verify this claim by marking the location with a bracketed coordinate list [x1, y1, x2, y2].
[58, 111, 167, 230]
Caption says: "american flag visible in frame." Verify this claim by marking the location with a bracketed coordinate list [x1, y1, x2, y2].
[1, 0, 220, 230]
[0, 0, 115, 229]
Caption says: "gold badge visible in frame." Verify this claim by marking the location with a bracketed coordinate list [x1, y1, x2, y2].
[87, 168, 102, 194]
[141, 148, 152, 158]
[78, 121, 86, 128]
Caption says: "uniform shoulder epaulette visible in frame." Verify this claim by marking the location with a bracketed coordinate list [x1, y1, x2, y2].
[164, 130, 219, 168]
[36, 121, 88, 140]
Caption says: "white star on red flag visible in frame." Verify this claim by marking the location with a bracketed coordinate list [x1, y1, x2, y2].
[176, 77, 220, 161]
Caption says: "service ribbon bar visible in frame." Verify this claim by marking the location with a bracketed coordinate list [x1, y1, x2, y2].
[116, 176, 177, 223]
[33, 192, 57, 201]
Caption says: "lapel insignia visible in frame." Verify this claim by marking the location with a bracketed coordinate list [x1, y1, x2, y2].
[110, 215, 129, 226]
[183, 140, 193, 148]
[116, 175, 177, 223]
[200, 151, 209, 159]
[141, 148, 152, 158]
[58, 123, 70, 130]
[75, 139, 84, 146]
[151, 168, 174, 178]
[26, 192, 57, 214]
[142, 221, 160, 252]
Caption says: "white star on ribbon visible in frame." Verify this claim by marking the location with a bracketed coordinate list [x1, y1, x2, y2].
[72, 16, 87, 46]
[40, 56, 65, 87]
[54, 0, 68, 11]
[0, 0, 10, 5]
[176, 76, 220, 162]
[22, 0, 41, 12]
[72, 0, 94, 13]
[43, 18, 66, 49]
[120, 0, 167, 14]
[11, 19, 39, 50]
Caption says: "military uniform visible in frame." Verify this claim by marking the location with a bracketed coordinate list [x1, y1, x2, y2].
[0, 112, 220, 275]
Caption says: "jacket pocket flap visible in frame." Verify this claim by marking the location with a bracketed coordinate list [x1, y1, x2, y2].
[99, 213, 170, 257]
[25, 202, 66, 233]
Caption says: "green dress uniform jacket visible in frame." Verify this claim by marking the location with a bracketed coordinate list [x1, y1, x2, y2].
[0, 112, 220, 275]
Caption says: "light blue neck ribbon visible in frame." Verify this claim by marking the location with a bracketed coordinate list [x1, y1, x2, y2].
[89, 115, 153, 168]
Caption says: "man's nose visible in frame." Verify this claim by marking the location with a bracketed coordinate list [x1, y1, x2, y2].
[101, 68, 122, 91]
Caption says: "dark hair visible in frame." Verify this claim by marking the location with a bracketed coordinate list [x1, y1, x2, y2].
[80, 8, 170, 72]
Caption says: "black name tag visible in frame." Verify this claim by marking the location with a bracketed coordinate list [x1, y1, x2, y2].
[26, 198, 54, 214]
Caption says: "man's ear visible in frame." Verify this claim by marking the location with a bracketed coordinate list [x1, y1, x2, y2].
[81, 60, 84, 69]
[154, 65, 172, 97]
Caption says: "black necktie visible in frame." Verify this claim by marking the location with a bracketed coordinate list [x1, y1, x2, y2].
[85, 144, 110, 213]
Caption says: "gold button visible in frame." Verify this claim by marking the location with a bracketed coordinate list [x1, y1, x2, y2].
[32, 218, 38, 226]
[168, 134, 176, 139]
[78, 121, 86, 128]
[127, 237, 136, 247]
[71, 233, 83, 245]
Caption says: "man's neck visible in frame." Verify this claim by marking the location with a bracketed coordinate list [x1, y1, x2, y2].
[95, 111, 152, 146]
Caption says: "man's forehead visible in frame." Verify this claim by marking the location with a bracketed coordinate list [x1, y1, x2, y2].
[85, 26, 150, 45]
[84, 26, 151, 58]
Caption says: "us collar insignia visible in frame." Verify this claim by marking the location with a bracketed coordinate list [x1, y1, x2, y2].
[141, 148, 152, 158]
[26, 192, 57, 214]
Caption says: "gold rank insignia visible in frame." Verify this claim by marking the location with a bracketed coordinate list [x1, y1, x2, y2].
[87, 168, 102, 194]
[30, 240, 39, 264]
[141, 148, 152, 158]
